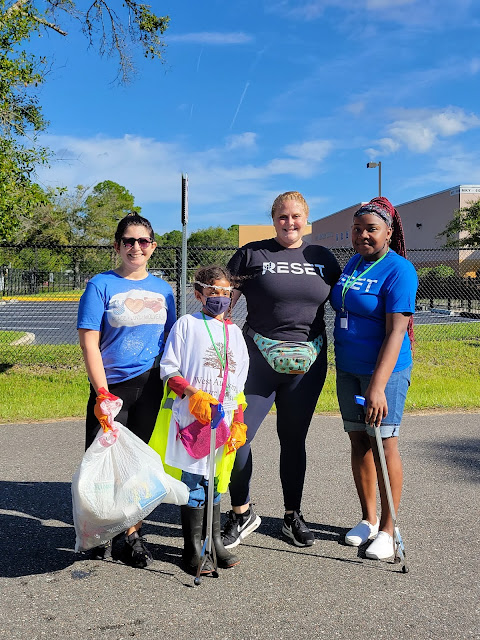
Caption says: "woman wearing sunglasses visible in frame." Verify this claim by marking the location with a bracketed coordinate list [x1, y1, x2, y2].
[77, 212, 176, 568]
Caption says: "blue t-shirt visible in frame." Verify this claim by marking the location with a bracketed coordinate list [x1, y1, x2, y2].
[331, 250, 418, 375]
[77, 271, 176, 384]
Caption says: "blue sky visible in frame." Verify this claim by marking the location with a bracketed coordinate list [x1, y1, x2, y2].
[32, 0, 480, 235]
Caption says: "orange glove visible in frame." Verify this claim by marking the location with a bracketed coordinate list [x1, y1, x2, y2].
[226, 421, 247, 455]
[188, 390, 219, 425]
[94, 387, 121, 432]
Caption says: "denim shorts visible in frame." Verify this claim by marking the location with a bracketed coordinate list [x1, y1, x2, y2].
[336, 365, 412, 438]
[181, 471, 220, 508]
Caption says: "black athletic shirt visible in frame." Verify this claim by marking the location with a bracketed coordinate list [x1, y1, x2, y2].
[228, 238, 341, 342]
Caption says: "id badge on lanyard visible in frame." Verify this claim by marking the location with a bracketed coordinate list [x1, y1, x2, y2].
[340, 250, 389, 330]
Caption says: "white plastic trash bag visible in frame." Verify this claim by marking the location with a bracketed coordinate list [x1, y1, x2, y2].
[72, 422, 189, 552]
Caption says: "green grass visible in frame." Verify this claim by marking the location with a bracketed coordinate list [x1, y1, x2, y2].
[0, 367, 89, 422]
[315, 321, 480, 414]
[2, 344, 84, 367]
[0, 330, 26, 344]
[0, 345, 88, 422]
[1, 323, 480, 423]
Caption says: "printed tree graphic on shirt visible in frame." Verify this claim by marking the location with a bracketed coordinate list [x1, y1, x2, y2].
[203, 343, 237, 378]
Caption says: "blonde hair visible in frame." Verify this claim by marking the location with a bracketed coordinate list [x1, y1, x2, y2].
[271, 191, 309, 219]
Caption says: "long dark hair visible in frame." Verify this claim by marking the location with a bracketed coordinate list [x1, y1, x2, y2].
[114, 213, 154, 245]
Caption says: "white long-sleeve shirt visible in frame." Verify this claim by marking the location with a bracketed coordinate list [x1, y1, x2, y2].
[160, 312, 249, 475]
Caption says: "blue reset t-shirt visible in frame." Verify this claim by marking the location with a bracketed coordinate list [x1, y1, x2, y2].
[331, 251, 418, 375]
[77, 271, 176, 384]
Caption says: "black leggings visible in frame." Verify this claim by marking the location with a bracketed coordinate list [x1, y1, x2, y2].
[85, 367, 163, 450]
[229, 333, 328, 511]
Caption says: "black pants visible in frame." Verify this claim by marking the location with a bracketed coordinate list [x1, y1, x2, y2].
[85, 367, 163, 450]
[229, 333, 328, 511]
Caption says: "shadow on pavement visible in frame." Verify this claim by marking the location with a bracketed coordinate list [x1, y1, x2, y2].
[422, 437, 480, 481]
[0, 485, 197, 578]
[249, 513, 346, 545]
[0, 481, 75, 578]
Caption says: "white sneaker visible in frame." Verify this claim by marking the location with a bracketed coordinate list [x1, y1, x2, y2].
[345, 518, 379, 546]
[365, 531, 396, 560]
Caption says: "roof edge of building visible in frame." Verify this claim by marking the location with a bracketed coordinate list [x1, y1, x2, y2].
[396, 185, 480, 208]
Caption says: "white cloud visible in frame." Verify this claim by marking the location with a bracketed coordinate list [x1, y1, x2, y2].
[366, 0, 414, 8]
[225, 132, 257, 150]
[267, 0, 415, 19]
[470, 58, 480, 74]
[366, 138, 401, 156]
[166, 32, 253, 45]
[35, 133, 333, 230]
[267, 0, 473, 26]
[285, 140, 332, 162]
[388, 121, 437, 153]
[367, 107, 480, 155]
[400, 146, 480, 190]
[344, 101, 366, 115]
[265, 157, 312, 177]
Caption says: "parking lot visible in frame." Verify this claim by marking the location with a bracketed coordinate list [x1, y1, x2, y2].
[1, 298, 479, 345]
[1, 412, 478, 640]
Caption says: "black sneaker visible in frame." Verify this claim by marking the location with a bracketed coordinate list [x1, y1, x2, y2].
[91, 532, 125, 560]
[222, 506, 261, 549]
[91, 541, 112, 560]
[282, 511, 315, 547]
[123, 531, 153, 568]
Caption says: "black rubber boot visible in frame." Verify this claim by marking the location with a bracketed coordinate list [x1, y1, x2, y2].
[209, 503, 240, 569]
[180, 505, 213, 575]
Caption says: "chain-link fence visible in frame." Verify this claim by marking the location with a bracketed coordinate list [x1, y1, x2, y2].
[1, 243, 479, 364]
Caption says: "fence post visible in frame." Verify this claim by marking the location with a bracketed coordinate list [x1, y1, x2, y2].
[175, 246, 182, 318]
[180, 173, 188, 317]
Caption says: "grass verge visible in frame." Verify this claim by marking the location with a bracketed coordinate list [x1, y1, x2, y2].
[0, 330, 26, 344]
[1, 323, 479, 423]
[315, 338, 480, 413]
[315, 321, 480, 413]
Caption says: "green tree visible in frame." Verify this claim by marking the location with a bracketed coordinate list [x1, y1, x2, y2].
[0, 1, 169, 241]
[0, 6, 49, 239]
[150, 230, 182, 280]
[16, 185, 86, 245]
[440, 200, 480, 247]
[188, 225, 239, 246]
[81, 180, 141, 244]
[156, 229, 182, 246]
[187, 225, 239, 277]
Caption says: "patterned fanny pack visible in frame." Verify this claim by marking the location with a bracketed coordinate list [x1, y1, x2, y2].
[246, 326, 323, 375]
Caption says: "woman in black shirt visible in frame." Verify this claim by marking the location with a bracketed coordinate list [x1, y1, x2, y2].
[222, 191, 341, 549]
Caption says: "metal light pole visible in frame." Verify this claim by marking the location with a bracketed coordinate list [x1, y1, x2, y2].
[366, 161, 382, 197]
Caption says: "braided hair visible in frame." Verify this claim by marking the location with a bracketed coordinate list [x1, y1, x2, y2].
[355, 196, 414, 348]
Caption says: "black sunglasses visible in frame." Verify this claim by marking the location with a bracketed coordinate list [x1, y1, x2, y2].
[121, 237, 154, 249]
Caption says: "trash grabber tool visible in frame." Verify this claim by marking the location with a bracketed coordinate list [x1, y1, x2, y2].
[355, 395, 409, 573]
[194, 403, 225, 586]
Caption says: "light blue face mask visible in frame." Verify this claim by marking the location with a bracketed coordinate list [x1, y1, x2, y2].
[204, 296, 231, 316]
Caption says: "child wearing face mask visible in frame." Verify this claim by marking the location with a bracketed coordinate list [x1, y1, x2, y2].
[158, 265, 249, 575]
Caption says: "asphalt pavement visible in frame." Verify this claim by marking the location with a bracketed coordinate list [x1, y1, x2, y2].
[1, 412, 478, 640]
[1, 298, 479, 346]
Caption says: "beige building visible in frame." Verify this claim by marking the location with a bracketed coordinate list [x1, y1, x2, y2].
[239, 224, 312, 247]
[310, 185, 480, 275]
